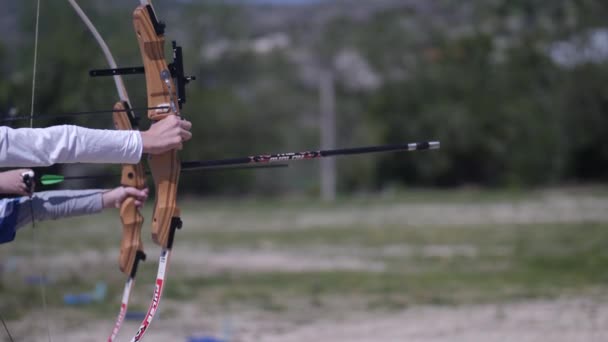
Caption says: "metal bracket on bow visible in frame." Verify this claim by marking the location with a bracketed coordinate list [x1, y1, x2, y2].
[89, 41, 195, 108]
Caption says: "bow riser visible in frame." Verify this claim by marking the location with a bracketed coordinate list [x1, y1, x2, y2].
[133, 4, 181, 249]
[128, 4, 186, 340]
[133, 6, 177, 120]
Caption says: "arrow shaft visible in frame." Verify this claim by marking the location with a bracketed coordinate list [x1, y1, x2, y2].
[181, 141, 440, 169]
[39, 141, 439, 184]
[40, 163, 287, 184]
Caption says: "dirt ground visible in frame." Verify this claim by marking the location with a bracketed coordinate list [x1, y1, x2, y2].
[5, 189, 608, 341]
[255, 298, 608, 342]
[14, 297, 608, 341]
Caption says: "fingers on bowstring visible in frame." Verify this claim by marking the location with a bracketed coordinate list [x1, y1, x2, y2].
[18, 183, 33, 197]
[180, 118, 192, 130]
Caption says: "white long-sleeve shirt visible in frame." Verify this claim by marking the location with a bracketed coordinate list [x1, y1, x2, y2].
[0, 125, 142, 166]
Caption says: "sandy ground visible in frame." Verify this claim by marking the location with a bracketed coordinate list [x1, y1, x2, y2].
[181, 193, 608, 231]
[12, 297, 608, 341]
[4, 190, 608, 341]
[255, 298, 608, 342]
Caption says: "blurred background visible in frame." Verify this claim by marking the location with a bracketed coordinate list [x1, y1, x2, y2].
[1, 0, 608, 341]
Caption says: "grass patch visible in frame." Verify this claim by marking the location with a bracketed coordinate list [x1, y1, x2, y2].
[3, 190, 608, 320]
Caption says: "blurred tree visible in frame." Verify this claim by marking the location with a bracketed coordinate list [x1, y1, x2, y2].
[3, 0, 608, 192]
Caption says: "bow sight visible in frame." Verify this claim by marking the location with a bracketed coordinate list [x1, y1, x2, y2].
[89, 41, 195, 108]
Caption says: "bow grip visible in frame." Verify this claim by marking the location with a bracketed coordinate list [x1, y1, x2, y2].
[113, 101, 147, 276]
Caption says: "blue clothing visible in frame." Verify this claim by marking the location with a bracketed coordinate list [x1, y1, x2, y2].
[0, 198, 20, 243]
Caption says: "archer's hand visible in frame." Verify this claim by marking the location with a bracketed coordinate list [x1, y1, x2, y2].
[140, 115, 192, 155]
[102, 187, 149, 209]
[0, 169, 34, 196]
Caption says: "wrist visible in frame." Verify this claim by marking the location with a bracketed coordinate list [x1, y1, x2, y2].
[101, 191, 111, 209]
[139, 130, 149, 154]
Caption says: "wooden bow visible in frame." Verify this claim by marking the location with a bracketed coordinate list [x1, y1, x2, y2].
[131, 2, 193, 341]
[133, 2, 182, 249]
[67, 1, 147, 340]
[68, 2, 194, 340]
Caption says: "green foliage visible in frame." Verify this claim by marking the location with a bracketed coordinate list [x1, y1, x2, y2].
[3, 0, 608, 192]
[366, 1, 608, 187]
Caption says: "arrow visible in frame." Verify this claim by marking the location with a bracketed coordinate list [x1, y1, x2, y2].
[180, 141, 440, 169]
[36, 140, 439, 186]
[37, 163, 288, 186]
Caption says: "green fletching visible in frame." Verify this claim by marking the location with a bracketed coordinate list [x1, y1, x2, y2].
[40, 174, 65, 185]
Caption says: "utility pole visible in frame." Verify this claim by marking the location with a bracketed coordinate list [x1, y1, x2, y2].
[319, 69, 336, 202]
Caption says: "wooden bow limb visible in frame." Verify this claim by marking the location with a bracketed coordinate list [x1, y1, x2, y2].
[67, 2, 148, 340]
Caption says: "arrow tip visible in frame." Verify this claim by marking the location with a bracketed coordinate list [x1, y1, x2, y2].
[428, 141, 440, 150]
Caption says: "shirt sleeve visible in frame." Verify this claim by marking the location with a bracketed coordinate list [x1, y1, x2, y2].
[0, 189, 105, 244]
[0, 125, 142, 167]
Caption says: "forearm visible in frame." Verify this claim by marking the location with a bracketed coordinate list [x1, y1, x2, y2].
[0, 189, 105, 244]
[15, 190, 104, 228]
[0, 125, 142, 167]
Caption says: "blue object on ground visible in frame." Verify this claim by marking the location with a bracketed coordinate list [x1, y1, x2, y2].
[125, 311, 147, 321]
[24, 275, 50, 285]
[3, 257, 18, 273]
[64, 293, 95, 305]
[63, 281, 107, 305]
[187, 337, 226, 342]
[93, 281, 107, 301]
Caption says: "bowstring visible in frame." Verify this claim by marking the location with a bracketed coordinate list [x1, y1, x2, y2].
[0, 313, 14, 342]
[29, 0, 40, 130]
[0, 2, 48, 341]
[29, 0, 52, 341]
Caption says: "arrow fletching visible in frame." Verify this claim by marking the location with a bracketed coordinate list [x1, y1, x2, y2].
[40, 174, 65, 186]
